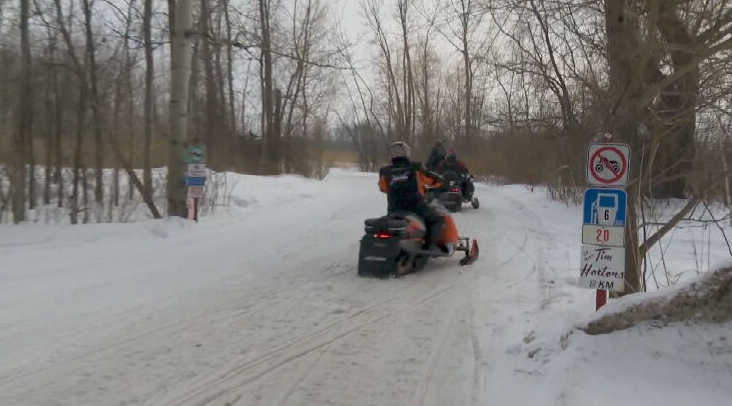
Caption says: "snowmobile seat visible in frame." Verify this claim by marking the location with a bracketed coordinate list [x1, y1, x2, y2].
[364, 217, 408, 233]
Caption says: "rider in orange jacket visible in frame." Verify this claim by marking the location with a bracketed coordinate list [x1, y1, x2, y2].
[379, 142, 457, 251]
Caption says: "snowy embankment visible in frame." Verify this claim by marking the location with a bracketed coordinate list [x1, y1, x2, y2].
[0, 169, 730, 406]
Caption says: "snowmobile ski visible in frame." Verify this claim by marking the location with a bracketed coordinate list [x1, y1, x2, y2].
[459, 239, 479, 266]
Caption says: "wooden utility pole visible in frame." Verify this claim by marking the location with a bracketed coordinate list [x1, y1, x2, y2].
[167, 0, 193, 217]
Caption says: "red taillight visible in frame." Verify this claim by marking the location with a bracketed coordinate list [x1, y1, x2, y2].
[374, 232, 392, 239]
[451, 187, 460, 192]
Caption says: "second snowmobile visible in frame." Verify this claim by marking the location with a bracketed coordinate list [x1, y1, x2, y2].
[426, 171, 480, 212]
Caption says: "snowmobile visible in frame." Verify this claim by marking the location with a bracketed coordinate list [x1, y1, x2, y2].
[425, 171, 479, 213]
[357, 204, 479, 278]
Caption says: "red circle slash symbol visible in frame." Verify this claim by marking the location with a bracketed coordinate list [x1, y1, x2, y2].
[590, 146, 627, 184]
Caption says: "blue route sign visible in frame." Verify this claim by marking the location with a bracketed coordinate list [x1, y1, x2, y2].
[186, 176, 206, 186]
[583, 188, 627, 227]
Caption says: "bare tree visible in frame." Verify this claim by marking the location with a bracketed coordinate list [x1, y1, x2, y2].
[362, 0, 412, 143]
[143, 0, 154, 200]
[12, 0, 31, 223]
[259, 0, 278, 165]
[200, 0, 221, 164]
[222, 0, 236, 135]
[82, 0, 104, 206]
[167, 0, 193, 217]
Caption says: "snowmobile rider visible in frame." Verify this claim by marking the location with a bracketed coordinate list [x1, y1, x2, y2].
[437, 148, 475, 201]
[425, 141, 447, 171]
[379, 141, 447, 251]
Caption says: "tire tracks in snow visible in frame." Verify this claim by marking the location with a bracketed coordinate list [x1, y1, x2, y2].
[0, 256, 354, 392]
[146, 282, 458, 406]
[450, 185, 554, 405]
[409, 268, 475, 406]
[493, 192, 554, 310]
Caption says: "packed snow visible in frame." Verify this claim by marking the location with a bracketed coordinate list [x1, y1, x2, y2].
[1, 168, 730, 406]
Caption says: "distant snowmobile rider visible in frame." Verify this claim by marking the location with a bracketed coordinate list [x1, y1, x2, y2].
[437, 148, 474, 200]
[379, 141, 446, 250]
[425, 141, 447, 171]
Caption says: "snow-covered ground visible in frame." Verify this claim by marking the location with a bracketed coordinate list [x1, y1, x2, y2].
[1, 169, 730, 406]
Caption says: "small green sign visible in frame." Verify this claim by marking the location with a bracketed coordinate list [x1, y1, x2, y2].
[187, 145, 205, 164]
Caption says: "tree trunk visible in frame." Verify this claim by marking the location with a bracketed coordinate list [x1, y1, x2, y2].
[188, 40, 201, 146]
[200, 0, 220, 167]
[463, 48, 471, 140]
[70, 86, 87, 225]
[53, 49, 64, 208]
[82, 167, 90, 223]
[12, 0, 31, 223]
[82, 0, 104, 206]
[460, 0, 472, 140]
[41, 31, 58, 207]
[259, 0, 277, 165]
[126, 61, 136, 200]
[396, 0, 414, 144]
[27, 110, 36, 210]
[650, 0, 698, 199]
[143, 0, 155, 202]
[167, 0, 193, 217]
[223, 0, 237, 135]
[605, 0, 643, 294]
[43, 53, 54, 206]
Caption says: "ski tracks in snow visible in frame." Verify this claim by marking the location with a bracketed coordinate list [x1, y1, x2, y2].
[148, 185, 557, 406]
[452, 185, 563, 405]
[143, 183, 562, 406]
[147, 279, 463, 406]
[0, 172, 575, 406]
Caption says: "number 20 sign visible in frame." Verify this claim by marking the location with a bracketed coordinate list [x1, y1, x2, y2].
[581, 188, 627, 247]
[582, 224, 624, 247]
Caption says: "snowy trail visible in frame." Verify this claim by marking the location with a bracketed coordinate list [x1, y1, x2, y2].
[5, 169, 728, 406]
[0, 170, 557, 406]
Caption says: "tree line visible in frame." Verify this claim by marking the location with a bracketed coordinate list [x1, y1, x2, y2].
[0, 0, 339, 223]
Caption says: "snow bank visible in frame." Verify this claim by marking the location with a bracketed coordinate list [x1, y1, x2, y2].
[578, 259, 732, 335]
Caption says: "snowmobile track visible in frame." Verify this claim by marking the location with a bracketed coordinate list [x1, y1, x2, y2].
[148, 283, 460, 406]
[410, 275, 466, 406]
[0, 259, 353, 391]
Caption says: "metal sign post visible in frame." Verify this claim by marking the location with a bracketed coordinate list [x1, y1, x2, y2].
[582, 140, 631, 310]
[186, 145, 206, 222]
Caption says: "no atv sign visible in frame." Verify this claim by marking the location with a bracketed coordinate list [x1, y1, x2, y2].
[586, 143, 630, 187]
